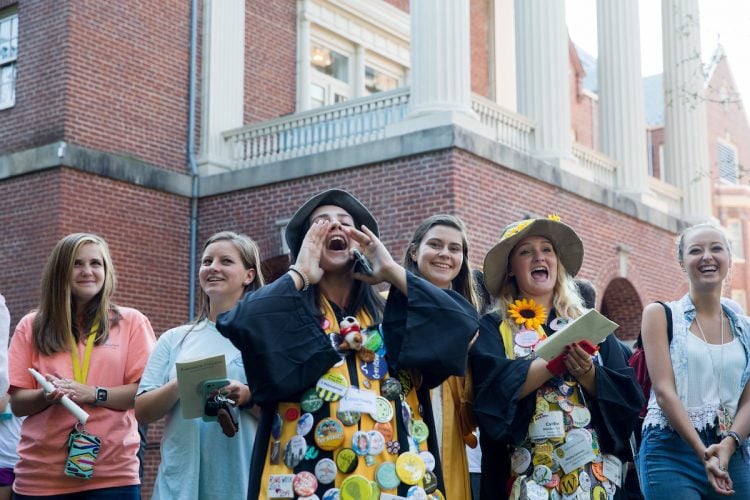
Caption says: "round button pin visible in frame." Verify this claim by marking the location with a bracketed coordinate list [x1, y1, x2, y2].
[335, 448, 359, 474]
[301, 388, 325, 413]
[511, 447, 531, 474]
[411, 420, 429, 443]
[407, 485, 427, 499]
[571, 406, 591, 428]
[578, 470, 592, 491]
[284, 435, 307, 468]
[314, 418, 345, 451]
[368, 430, 386, 455]
[422, 471, 438, 493]
[340, 475, 372, 500]
[419, 450, 436, 472]
[515, 329, 541, 348]
[376, 461, 400, 490]
[374, 422, 393, 442]
[371, 396, 394, 423]
[315, 458, 337, 485]
[285, 407, 300, 421]
[396, 452, 426, 485]
[337, 410, 361, 427]
[363, 328, 383, 351]
[297, 412, 314, 436]
[360, 353, 387, 380]
[381, 378, 403, 400]
[293, 471, 318, 497]
[316, 372, 349, 402]
[352, 431, 371, 456]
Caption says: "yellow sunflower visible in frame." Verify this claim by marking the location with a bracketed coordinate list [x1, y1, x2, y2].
[507, 298, 547, 330]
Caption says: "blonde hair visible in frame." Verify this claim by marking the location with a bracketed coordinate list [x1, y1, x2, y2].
[32, 233, 119, 355]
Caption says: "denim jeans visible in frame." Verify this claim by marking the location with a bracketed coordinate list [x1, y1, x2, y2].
[637, 426, 750, 499]
[13, 485, 140, 500]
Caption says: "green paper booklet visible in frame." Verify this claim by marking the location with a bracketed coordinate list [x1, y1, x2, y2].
[534, 309, 618, 361]
[175, 354, 226, 418]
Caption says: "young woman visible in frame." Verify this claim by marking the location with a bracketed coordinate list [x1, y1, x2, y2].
[8, 233, 155, 498]
[0, 293, 8, 396]
[217, 189, 479, 499]
[402, 214, 479, 499]
[135, 231, 264, 500]
[468, 217, 642, 499]
[639, 223, 750, 498]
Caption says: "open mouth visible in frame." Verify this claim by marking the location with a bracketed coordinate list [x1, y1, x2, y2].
[531, 267, 549, 280]
[699, 265, 718, 274]
[328, 236, 347, 251]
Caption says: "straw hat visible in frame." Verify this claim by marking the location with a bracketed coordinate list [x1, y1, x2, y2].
[483, 217, 583, 297]
[285, 188, 379, 260]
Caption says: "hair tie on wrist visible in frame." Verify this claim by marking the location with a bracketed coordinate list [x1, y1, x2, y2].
[288, 265, 310, 291]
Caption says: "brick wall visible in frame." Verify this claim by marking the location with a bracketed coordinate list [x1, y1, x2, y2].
[0, 1, 69, 154]
[245, 0, 297, 122]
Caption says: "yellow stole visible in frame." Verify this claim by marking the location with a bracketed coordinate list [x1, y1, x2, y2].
[260, 295, 430, 495]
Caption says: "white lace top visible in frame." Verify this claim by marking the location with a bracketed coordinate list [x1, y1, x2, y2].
[643, 295, 750, 432]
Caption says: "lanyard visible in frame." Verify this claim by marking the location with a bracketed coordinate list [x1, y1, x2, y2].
[69, 322, 98, 384]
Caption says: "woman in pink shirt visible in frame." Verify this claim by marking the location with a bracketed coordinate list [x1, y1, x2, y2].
[8, 233, 155, 499]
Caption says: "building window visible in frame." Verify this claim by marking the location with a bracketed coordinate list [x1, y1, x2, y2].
[365, 65, 398, 94]
[0, 9, 18, 110]
[727, 219, 744, 260]
[718, 140, 739, 184]
[311, 45, 349, 83]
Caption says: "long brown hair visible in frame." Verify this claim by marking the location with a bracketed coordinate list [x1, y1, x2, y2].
[403, 214, 479, 310]
[32, 233, 120, 355]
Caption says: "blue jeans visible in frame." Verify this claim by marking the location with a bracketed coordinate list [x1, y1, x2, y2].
[637, 426, 750, 499]
[13, 485, 140, 500]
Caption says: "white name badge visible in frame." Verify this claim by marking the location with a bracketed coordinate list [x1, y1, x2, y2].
[338, 387, 377, 414]
[602, 454, 623, 487]
[267, 474, 294, 498]
[555, 435, 596, 474]
[528, 411, 565, 440]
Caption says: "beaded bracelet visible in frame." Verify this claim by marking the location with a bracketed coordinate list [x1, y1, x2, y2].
[727, 430, 744, 450]
[288, 265, 310, 291]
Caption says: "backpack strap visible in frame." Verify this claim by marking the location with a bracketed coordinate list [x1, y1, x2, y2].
[636, 301, 673, 348]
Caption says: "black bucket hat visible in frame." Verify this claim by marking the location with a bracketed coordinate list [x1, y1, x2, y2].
[285, 188, 379, 260]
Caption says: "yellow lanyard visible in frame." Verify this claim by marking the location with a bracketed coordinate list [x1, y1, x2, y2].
[69, 322, 98, 384]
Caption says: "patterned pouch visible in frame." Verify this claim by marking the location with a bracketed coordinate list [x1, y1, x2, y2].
[64, 424, 101, 479]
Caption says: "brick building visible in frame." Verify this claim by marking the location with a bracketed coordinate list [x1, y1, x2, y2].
[1, 0, 748, 497]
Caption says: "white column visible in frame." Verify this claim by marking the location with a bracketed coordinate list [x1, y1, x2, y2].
[198, 0, 245, 174]
[408, 0, 474, 118]
[353, 44, 366, 98]
[296, 0, 311, 111]
[597, 0, 649, 194]
[515, 0, 572, 163]
[662, 0, 711, 221]
[492, 0, 516, 110]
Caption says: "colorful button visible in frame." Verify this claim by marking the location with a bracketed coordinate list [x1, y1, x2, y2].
[532, 464, 552, 484]
[411, 420, 429, 443]
[316, 372, 349, 402]
[559, 471, 579, 495]
[511, 447, 531, 474]
[301, 388, 325, 413]
[381, 378, 402, 400]
[369, 481, 380, 500]
[297, 413, 314, 436]
[335, 448, 359, 474]
[371, 396, 394, 423]
[376, 462, 400, 490]
[419, 451, 436, 472]
[340, 475, 372, 500]
[352, 431, 371, 456]
[396, 451, 426, 485]
[374, 422, 393, 442]
[322, 488, 340, 500]
[578, 470, 592, 491]
[284, 435, 307, 468]
[360, 354, 387, 380]
[315, 458, 337, 485]
[293, 471, 318, 496]
[571, 406, 591, 428]
[386, 440, 400, 454]
[285, 407, 300, 421]
[407, 485, 428, 499]
[591, 485, 607, 500]
[363, 327, 383, 351]
[422, 471, 438, 493]
[314, 418, 345, 451]
[515, 329, 541, 348]
[368, 430, 386, 455]
[337, 410, 361, 427]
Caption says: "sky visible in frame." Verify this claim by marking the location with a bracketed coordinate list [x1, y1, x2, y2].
[565, 0, 750, 102]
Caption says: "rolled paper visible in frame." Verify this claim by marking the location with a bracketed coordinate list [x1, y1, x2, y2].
[28, 368, 89, 424]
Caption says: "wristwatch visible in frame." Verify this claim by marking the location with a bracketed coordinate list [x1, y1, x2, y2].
[94, 387, 108, 405]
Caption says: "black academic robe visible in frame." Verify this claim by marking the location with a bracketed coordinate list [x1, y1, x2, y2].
[217, 272, 479, 499]
[468, 312, 643, 500]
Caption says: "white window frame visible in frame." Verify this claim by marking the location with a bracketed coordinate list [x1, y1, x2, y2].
[726, 219, 745, 260]
[0, 8, 18, 110]
[717, 139, 739, 185]
[309, 30, 354, 108]
[364, 52, 403, 95]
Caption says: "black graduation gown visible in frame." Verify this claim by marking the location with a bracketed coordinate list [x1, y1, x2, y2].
[217, 272, 479, 499]
[468, 312, 644, 500]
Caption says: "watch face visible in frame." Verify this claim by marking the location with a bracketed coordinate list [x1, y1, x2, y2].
[96, 388, 107, 402]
